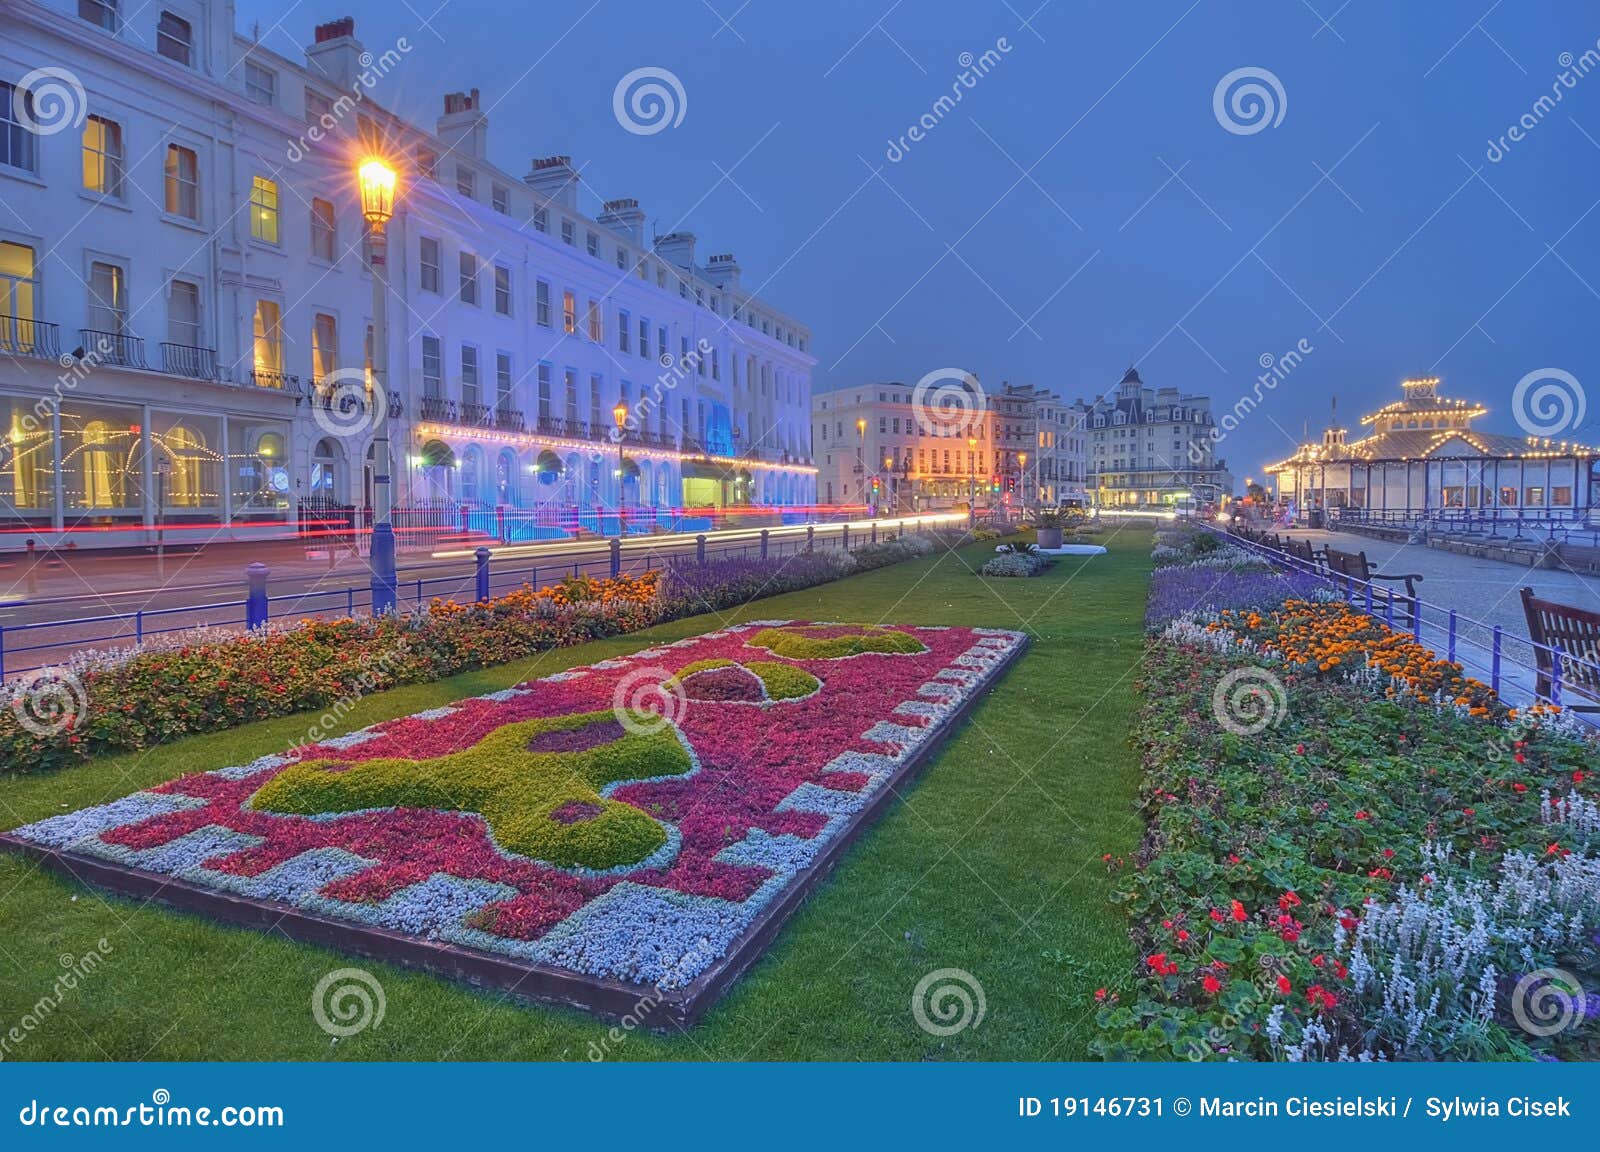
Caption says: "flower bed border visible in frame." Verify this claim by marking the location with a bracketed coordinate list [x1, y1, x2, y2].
[0, 631, 1028, 1028]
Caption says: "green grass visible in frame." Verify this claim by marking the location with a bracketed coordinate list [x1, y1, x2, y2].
[0, 531, 1152, 1061]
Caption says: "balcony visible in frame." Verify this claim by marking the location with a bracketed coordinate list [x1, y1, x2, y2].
[419, 395, 458, 423]
[80, 328, 148, 369]
[493, 406, 526, 433]
[0, 315, 61, 359]
[459, 400, 492, 427]
[249, 368, 301, 392]
[161, 342, 217, 380]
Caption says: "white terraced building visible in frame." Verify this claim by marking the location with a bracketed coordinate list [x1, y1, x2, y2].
[0, 2, 816, 550]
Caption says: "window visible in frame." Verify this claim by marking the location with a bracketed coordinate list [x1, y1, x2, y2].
[458, 252, 478, 304]
[533, 206, 548, 233]
[562, 290, 576, 334]
[491, 183, 508, 213]
[161, 145, 200, 218]
[415, 147, 437, 178]
[657, 326, 668, 362]
[589, 374, 602, 428]
[310, 198, 336, 262]
[157, 12, 193, 66]
[616, 246, 628, 271]
[244, 62, 277, 105]
[586, 300, 602, 342]
[0, 82, 37, 172]
[305, 90, 333, 125]
[1553, 485, 1573, 506]
[251, 300, 284, 377]
[78, 0, 120, 31]
[421, 335, 442, 398]
[250, 176, 279, 243]
[455, 165, 475, 199]
[618, 310, 631, 353]
[81, 116, 124, 197]
[167, 279, 201, 347]
[535, 280, 551, 327]
[0, 242, 40, 337]
[586, 230, 599, 258]
[711, 348, 720, 381]
[495, 352, 512, 408]
[537, 363, 552, 419]
[1525, 486, 1545, 507]
[419, 237, 440, 293]
[638, 317, 649, 360]
[460, 345, 480, 405]
[494, 263, 511, 315]
[311, 313, 338, 380]
[560, 219, 575, 246]
[87, 261, 127, 334]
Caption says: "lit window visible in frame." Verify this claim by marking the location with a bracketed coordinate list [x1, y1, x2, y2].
[82, 115, 124, 197]
[312, 313, 338, 381]
[252, 300, 283, 376]
[249, 176, 279, 243]
[157, 12, 193, 66]
[562, 290, 576, 334]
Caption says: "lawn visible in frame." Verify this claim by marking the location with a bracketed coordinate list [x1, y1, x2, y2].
[0, 530, 1151, 1061]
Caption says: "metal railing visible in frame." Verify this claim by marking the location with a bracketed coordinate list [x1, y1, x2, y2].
[1213, 525, 1600, 714]
[161, 342, 218, 380]
[80, 328, 147, 369]
[1332, 507, 1600, 548]
[0, 315, 61, 359]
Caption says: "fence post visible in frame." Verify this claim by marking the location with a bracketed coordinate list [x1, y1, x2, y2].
[609, 537, 622, 579]
[842, 524, 850, 550]
[475, 546, 492, 602]
[696, 534, 707, 564]
[135, 610, 143, 646]
[496, 505, 508, 544]
[0, 626, 4, 679]
[1447, 609, 1457, 664]
[806, 525, 815, 552]
[870, 521, 877, 544]
[1491, 626, 1502, 695]
[760, 528, 769, 559]
[245, 563, 270, 630]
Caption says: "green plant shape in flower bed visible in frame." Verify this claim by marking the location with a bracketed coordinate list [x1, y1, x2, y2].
[248, 710, 693, 871]
[668, 658, 821, 703]
[744, 625, 927, 660]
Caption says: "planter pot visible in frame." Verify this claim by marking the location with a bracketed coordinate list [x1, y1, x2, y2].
[1036, 526, 1064, 549]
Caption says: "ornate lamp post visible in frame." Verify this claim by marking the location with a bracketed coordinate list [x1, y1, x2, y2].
[359, 157, 399, 614]
[1018, 450, 1028, 518]
[967, 435, 978, 528]
[613, 401, 629, 521]
[856, 417, 866, 516]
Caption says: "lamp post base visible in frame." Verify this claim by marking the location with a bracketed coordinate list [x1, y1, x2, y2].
[370, 521, 398, 614]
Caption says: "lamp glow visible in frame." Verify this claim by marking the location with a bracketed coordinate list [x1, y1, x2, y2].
[358, 158, 397, 225]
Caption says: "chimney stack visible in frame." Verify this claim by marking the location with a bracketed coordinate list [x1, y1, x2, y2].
[523, 155, 578, 210]
[598, 198, 647, 247]
[655, 231, 696, 270]
[437, 89, 488, 159]
[305, 18, 364, 89]
[705, 253, 741, 290]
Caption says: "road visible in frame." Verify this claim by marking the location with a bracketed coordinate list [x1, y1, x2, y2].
[0, 514, 964, 676]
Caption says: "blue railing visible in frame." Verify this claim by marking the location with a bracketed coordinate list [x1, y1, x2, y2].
[0, 519, 931, 679]
[1331, 507, 1600, 548]
[1212, 525, 1600, 715]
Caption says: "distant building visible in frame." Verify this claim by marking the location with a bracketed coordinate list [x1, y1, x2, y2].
[1084, 368, 1232, 508]
[1264, 377, 1599, 524]
[994, 383, 1089, 507]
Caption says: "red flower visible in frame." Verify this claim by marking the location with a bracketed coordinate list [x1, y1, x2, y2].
[1202, 974, 1222, 994]
[1230, 900, 1247, 922]
[1512, 782, 1527, 793]
[1094, 987, 1108, 1002]
[1176, 929, 1190, 942]
[1275, 975, 1291, 995]
[1354, 810, 1370, 820]
[1277, 891, 1301, 910]
[1574, 770, 1586, 784]
[1146, 952, 1168, 970]
[1209, 907, 1224, 922]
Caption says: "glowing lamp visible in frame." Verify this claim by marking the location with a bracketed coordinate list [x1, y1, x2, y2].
[358, 158, 397, 225]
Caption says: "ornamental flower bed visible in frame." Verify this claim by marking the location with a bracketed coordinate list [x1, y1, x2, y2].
[2, 621, 1026, 1024]
[1099, 578, 1600, 1061]
[2, 539, 945, 775]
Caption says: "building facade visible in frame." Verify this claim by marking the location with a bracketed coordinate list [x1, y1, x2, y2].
[993, 383, 1089, 508]
[1, 2, 815, 549]
[1084, 368, 1232, 509]
[1265, 377, 1600, 523]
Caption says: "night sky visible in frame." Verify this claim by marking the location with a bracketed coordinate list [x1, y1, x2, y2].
[235, 0, 1600, 483]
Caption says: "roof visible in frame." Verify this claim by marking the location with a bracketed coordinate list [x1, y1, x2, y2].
[1265, 427, 1598, 471]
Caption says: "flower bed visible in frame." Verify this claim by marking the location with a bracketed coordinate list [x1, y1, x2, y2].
[2, 620, 1026, 1024]
[1097, 540, 1600, 1061]
[1, 538, 951, 775]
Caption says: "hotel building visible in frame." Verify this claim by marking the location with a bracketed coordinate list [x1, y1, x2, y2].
[1, 2, 815, 548]
[1084, 368, 1232, 509]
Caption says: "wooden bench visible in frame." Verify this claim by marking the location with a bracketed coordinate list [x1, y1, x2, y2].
[1324, 547, 1424, 629]
[1282, 537, 1327, 571]
[1520, 587, 1600, 711]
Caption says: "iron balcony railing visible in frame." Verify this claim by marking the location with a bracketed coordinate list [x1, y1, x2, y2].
[249, 368, 301, 392]
[493, 406, 526, 432]
[80, 328, 148, 369]
[0, 315, 61, 359]
[161, 342, 218, 380]
[419, 395, 458, 423]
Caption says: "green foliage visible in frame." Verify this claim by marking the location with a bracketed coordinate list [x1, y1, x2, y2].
[746, 625, 927, 660]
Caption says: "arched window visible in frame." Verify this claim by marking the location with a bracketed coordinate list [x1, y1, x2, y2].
[497, 448, 519, 505]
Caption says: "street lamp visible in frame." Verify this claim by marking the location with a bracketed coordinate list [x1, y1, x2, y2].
[1018, 451, 1028, 518]
[856, 418, 867, 516]
[967, 435, 977, 528]
[613, 401, 629, 523]
[359, 157, 399, 614]
[155, 455, 171, 579]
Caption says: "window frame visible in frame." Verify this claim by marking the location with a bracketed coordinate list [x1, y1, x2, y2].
[249, 175, 280, 245]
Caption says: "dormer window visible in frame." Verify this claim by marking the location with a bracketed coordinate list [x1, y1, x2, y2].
[157, 12, 192, 66]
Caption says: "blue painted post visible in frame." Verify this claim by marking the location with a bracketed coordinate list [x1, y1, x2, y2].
[1364, 582, 1373, 613]
[0, 626, 6, 679]
[609, 537, 621, 579]
[1491, 626, 1502, 694]
[1551, 643, 1565, 706]
[696, 534, 707, 564]
[760, 529, 769, 559]
[1384, 593, 1394, 629]
[1447, 609, 1457, 664]
[475, 546, 492, 602]
[135, 610, 143, 646]
[245, 563, 269, 630]
[347, 588, 355, 616]
[370, 522, 397, 616]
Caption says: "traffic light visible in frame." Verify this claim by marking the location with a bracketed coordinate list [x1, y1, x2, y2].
[990, 475, 1000, 493]
[870, 476, 881, 496]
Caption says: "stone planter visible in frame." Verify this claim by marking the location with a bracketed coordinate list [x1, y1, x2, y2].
[1036, 526, 1064, 550]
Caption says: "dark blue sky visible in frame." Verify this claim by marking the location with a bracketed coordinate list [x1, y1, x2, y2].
[239, 0, 1600, 481]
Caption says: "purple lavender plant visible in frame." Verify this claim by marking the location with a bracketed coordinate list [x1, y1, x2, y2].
[1145, 564, 1325, 630]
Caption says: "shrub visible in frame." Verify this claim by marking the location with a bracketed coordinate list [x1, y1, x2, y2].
[981, 553, 1050, 577]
